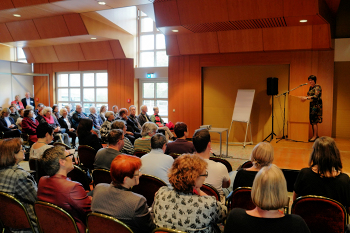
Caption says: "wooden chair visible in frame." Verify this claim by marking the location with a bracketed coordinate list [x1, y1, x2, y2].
[54, 142, 71, 149]
[67, 165, 91, 191]
[226, 187, 255, 212]
[77, 145, 96, 171]
[200, 183, 221, 202]
[209, 156, 232, 172]
[237, 160, 253, 170]
[169, 153, 181, 160]
[92, 169, 112, 187]
[29, 158, 47, 183]
[34, 201, 80, 233]
[132, 174, 167, 207]
[87, 212, 133, 233]
[152, 227, 186, 233]
[0, 192, 37, 233]
[133, 150, 148, 158]
[292, 195, 348, 233]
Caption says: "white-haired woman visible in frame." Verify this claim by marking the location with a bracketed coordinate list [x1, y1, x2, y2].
[11, 94, 24, 110]
[99, 105, 107, 122]
[100, 111, 115, 143]
[40, 107, 70, 146]
[224, 164, 310, 233]
[89, 106, 103, 130]
[134, 122, 158, 153]
[58, 108, 77, 148]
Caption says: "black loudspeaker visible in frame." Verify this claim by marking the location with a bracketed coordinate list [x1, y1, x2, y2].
[267, 77, 278, 96]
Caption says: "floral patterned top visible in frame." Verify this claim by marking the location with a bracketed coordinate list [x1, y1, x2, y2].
[153, 186, 227, 233]
[307, 84, 322, 124]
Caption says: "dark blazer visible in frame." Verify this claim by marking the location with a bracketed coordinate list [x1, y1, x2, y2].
[138, 113, 151, 127]
[127, 116, 141, 133]
[0, 117, 17, 132]
[58, 116, 73, 130]
[21, 97, 35, 109]
[72, 111, 88, 129]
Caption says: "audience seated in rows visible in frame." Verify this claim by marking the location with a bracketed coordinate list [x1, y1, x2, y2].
[193, 129, 230, 203]
[225, 164, 310, 233]
[58, 108, 77, 148]
[34, 103, 44, 116]
[138, 105, 151, 127]
[38, 146, 92, 233]
[89, 106, 103, 131]
[111, 120, 134, 155]
[112, 105, 119, 119]
[21, 92, 35, 109]
[140, 133, 174, 186]
[127, 105, 142, 134]
[153, 154, 227, 233]
[11, 94, 24, 110]
[41, 107, 69, 146]
[99, 105, 107, 122]
[52, 105, 60, 119]
[94, 129, 124, 170]
[92, 154, 156, 233]
[0, 138, 39, 233]
[9, 105, 20, 122]
[293, 136, 350, 208]
[134, 122, 158, 153]
[26, 105, 36, 118]
[16, 109, 24, 130]
[232, 142, 274, 191]
[100, 111, 115, 143]
[29, 123, 54, 159]
[72, 104, 88, 129]
[77, 118, 102, 152]
[119, 108, 140, 143]
[64, 104, 73, 116]
[0, 108, 21, 138]
[150, 106, 175, 141]
[22, 109, 39, 143]
[165, 122, 196, 155]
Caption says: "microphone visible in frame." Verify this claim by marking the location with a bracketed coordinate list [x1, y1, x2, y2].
[301, 83, 308, 86]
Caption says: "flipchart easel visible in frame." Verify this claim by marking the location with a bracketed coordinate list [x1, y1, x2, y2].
[228, 89, 255, 147]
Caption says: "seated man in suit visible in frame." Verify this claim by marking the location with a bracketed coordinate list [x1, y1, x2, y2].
[21, 92, 35, 109]
[0, 108, 21, 138]
[112, 105, 119, 119]
[127, 105, 141, 134]
[72, 104, 88, 129]
[9, 105, 20, 122]
[111, 120, 134, 155]
[137, 105, 151, 127]
[119, 108, 140, 143]
[165, 122, 196, 155]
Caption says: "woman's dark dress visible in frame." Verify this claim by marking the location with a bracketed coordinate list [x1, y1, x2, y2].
[307, 84, 322, 124]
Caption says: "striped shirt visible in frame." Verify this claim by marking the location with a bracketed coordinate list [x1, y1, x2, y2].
[134, 137, 151, 153]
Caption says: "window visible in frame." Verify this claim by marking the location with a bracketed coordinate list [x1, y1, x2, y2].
[16, 48, 27, 63]
[138, 10, 168, 67]
[56, 71, 108, 114]
[140, 79, 168, 122]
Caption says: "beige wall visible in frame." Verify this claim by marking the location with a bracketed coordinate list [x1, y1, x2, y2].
[203, 65, 289, 143]
[0, 44, 14, 61]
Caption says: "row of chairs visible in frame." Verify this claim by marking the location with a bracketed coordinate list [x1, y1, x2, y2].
[0, 191, 185, 233]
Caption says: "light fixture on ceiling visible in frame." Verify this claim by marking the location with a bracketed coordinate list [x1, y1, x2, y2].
[98, 1, 106, 5]
[91, 37, 97, 40]
[299, 19, 308, 23]
[13, 14, 21, 17]
[172, 30, 179, 32]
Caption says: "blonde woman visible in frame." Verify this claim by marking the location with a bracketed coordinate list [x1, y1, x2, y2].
[11, 95, 24, 109]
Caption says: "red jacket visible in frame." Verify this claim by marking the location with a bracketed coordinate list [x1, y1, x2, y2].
[21, 117, 39, 143]
[37, 174, 92, 233]
[11, 100, 24, 109]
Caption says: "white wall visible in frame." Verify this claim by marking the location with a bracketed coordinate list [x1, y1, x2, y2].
[0, 60, 33, 108]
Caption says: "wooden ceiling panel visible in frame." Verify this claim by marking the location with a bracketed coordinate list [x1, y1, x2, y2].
[29, 45, 59, 63]
[0, 23, 13, 42]
[312, 24, 331, 49]
[285, 15, 327, 26]
[263, 25, 313, 51]
[324, 0, 341, 15]
[52, 0, 112, 13]
[6, 20, 41, 41]
[109, 40, 126, 58]
[22, 47, 35, 63]
[176, 0, 229, 25]
[217, 29, 263, 53]
[80, 40, 114, 60]
[157, 26, 193, 35]
[102, 0, 150, 8]
[165, 34, 180, 56]
[227, 0, 283, 21]
[33, 15, 70, 39]
[284, 0, 318, 17]
[63, 14, 88, 36]
[54, 43, 86, 62]
[153, 0, 181, 27]
[0, 1, 15, 10]
[176, 32, 219, 55]
[11, 0, 49, 8]
[34, 2, 74, 15]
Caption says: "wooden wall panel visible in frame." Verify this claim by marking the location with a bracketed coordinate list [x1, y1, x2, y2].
[177, 32, 219, 55]
[154, 0, 181, 27]
[312, 24, 331, 49]
[54, 44, 85, 62]
[0, 1, 14, 11]
[52, 62, 79, 72]
[165, 35, 180, 56]
[263, 26, 313, 51]
[6, 20, 40, 41]
[29, 46, 59, 63]
[217, 29, 263, 53]
[63, 14, 88, 36]
[33, 15, 70, 39]
[22, 47, 35, 63]
[78, 60, 108, 71]
[0, 23, 13, 42]
[109, 40, 126, 59]
[283, 0, 318, 17]
[80, 41, 114, 60]
[11, 0, 48, 8]
[33, 63, 53, 107]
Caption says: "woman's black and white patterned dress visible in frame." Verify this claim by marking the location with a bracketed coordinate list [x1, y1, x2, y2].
[307, 84, 322, 124]
[153, 186, 227, 233]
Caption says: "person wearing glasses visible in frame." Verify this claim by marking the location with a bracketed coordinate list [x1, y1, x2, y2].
[92, 154, 156, 233]
[153, 154, 227, 233]
[0, 138, 39, 233]
[37, 146, 92, 233]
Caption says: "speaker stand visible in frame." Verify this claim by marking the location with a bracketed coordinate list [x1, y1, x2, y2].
[263, 95, 277, 142]
[276, 93, 287, 143]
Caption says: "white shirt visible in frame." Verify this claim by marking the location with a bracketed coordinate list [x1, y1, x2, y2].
[64, 117, 71, 129]
[4, 117, 11, 127]
[26, 98, 31, 107]
[204, 159, 230, 202]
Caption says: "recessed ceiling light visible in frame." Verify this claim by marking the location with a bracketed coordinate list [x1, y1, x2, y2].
[91, 37, 97, 40]
[172, 30, 179, 32]
[300, 19, 308, 23]
[98, 1, 106, 5]
[13, 14, 21, 17]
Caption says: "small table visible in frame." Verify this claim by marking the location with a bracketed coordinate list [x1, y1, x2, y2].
[207, 128, 229, 157]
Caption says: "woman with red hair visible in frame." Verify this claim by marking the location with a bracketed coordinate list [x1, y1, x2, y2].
[91, 154, 155, 233]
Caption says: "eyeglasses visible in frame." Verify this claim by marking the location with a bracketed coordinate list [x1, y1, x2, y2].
[66, 154, 74, 158]
[199, 171, 209, 178]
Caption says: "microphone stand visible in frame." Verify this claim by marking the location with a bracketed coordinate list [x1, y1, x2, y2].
[275, 83, 307, 143]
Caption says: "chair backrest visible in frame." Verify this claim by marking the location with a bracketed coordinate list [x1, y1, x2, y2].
[132, 174, 167, 207]
[34, 201, 80, 233]
[200, 183, 221, 202]
[152, 227, 186, 233]
[53, 142, 71, 149]
[87, 212, 133, 233]
[92, 169, 112, 187]
[29, 158, 47, 183]
[77, 145, 97, 171]
[281, 169, 300, 192]
[0, 192, 36, 232]
[133, 150, 148, 158]
[237, 160, 253, 170]
[209, 157, 232, 173]
[226, 187, 255, 212]
[67, 165, 91, 191]
[291, 195, 347, 233]
[169, 153, 181, 160]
